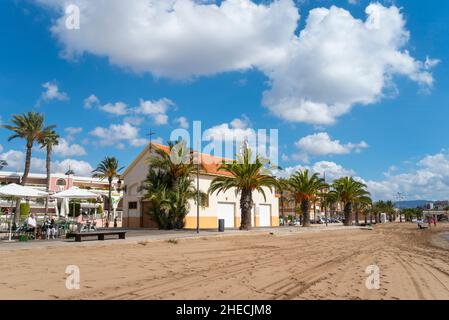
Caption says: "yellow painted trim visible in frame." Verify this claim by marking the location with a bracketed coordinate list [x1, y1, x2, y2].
[235, 217, 240, 228]
[271, 216, 280, 227]
[255, 216, 260, 227]
[184, 216, 218, 229]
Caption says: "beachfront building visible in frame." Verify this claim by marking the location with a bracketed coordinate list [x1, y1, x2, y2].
[279, 189, 343, 223]
[122, 143, 280, 229]
[0, 171, 123, 220]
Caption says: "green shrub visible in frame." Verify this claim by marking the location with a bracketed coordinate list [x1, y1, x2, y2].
[69, 200, 81, 217]
[97, 205, 104, 218]
[20, 203, 30, 219]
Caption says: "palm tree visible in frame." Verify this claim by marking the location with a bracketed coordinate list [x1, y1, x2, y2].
[163, 176, 207, 229]
[353, 196, 372, 225]
[39, 128, 60, 216]
[320, 189, 338, 226]
[385, 200, 396, 222]
[147, 141, 195, 190]
[140, 169, 172, 229]
[209, 147, 278, 230]
[373, 200, 385, 223]
[277, 178, 291, 224]
[1, 112, 54, 223]
[140, 169, 206, 229]
[92, 157, 124, 228]
[289, 169, 327, 227]
[332, 177, 370, 226]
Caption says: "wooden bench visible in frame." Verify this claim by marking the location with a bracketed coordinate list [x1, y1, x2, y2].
[73, 230, 126, 242]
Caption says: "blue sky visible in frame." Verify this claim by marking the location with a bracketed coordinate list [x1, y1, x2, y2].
[1, 0, 448, 200]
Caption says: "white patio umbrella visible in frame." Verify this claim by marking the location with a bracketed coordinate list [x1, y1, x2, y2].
[52, 187, 100, 221]
[0, 183, 48, 241]
[0, 183, 48, 198]
[53, 187, 99, 199]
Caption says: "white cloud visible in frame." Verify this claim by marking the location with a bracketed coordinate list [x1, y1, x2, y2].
[174, 116, 189, 129]
[65, 127, 83, 136]
[89, 96, 173, 124]
[36, 1, 437, 125]
[0, 149, 93, 176]
[294, 132, 368, 161]
[311, 161, 355, 180]
[0, 149, 25, 172]
[64, 127, 83, 142]
[90, 122, 148, 148]
[280, 150, 449, 201]
[123, 116, 145, 126]
[0, 144, 3, 153]
[134, 98, 173, 115]
[83, 94, 100, 109]
[53, 138, 87, 157]
[202, 117, 278, 163]
[277, 160, 354, 181]
[363, 151, 449, 201]
[37, 0, 297, 78]
[51, 159, 94, 176]
[99, 102, 129, 116]
[134, 98, 174, 125]
[262, 4, 437, 124]
[203, 117, 255, 142]
[154, 114, 169, 125]
[36, 81, 69, 106]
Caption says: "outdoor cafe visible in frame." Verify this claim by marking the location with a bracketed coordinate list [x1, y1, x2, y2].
[0, 184, 117, 241]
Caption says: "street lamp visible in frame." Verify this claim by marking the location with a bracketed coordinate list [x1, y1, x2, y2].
[65, 168, 76, 220]
[395, 192, 405, 222]
[196, 139, 201, 234]
[0, 160, 8, 171]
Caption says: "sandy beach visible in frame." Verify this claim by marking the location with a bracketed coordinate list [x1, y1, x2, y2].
[1, 223, 449, 300]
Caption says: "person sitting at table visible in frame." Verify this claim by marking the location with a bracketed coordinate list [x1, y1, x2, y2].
[25, 213, 37, 238]
[46, 218, 57, 239]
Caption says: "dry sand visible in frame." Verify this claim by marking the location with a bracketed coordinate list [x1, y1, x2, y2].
[1, 223, 449, 300]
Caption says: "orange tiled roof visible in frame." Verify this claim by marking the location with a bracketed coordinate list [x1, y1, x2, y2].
[152, 143, 234, 177]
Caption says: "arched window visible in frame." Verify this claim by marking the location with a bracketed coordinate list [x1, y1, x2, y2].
[56, 178, 67, 186]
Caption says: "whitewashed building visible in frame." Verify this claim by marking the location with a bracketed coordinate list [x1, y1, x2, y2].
[122, 143, 280, 229]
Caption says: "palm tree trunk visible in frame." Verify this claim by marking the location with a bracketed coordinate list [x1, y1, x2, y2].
[240, 188, 252, 230]
[301, 200, 311, 227]
[355, 210, 359, 225]
[15, 143, 33, 224]
[280, 192, 285, 220]
[107, 178, 112, 228]
[44, 146, 51, 216]
[364, 213, 367, 225]
[344, 202, 352, 226]
[22, 143, 32, 186]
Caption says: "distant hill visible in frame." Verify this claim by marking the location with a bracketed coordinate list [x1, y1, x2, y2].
[394, 200, 432, 209]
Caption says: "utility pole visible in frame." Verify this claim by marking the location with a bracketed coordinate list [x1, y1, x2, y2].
[324, 172, 328, 227]
[196, 139, 201, 234]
